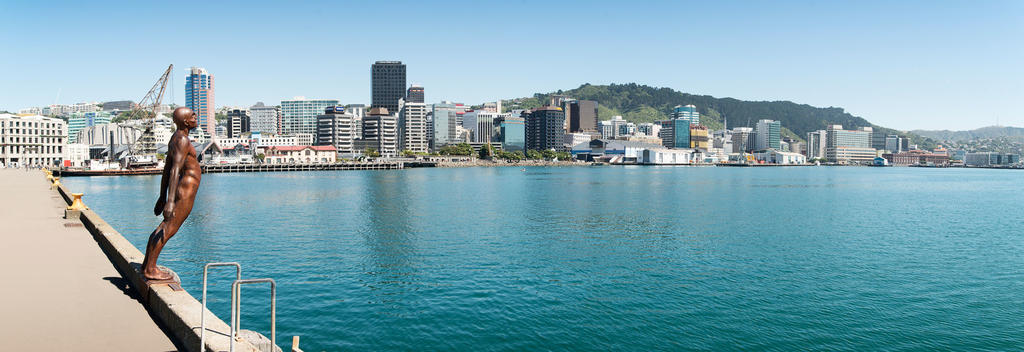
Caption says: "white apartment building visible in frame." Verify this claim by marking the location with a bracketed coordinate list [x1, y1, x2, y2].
[0, 114, 68, 167]
[401, 101, 429, 153]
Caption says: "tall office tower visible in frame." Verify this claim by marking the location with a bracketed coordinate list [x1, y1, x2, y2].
[249, 102, 280, 135]
[363, 107, 398, 157]
[281, 97, 340, 135]
[806, 130, 827, 159]
[462, 110, 500, 143]
[658, 119, 691, 148]
[226, 108, 250, 138]
[671, 104, 700, 125]
[371, 61, 406, 113]
[432, 103, 458, 148]
[401, 101, 429, 153]
[316, 106, 357, 156]
[754, 119, 781, 150]
[500, 116, 526, 152]
[185, 67, 216, 135]
[67, 111, 112, 143]
[526, 107, 566, 151]
[406, 85, 425, 104]
[569, 100, 599, 132]
[731, 127, 754, 153]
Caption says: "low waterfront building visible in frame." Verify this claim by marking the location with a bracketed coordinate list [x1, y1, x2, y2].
[964, 152, 1020, 167]
[640, 148, 700, 165]
[63, 143, 90, 168]
[254, 133, 314, 147]
[262, 145, 337, 164]
[564, 132, 593, 151]
[571, 139, 663, 163]
[0, 114, 68, 167]
[753, 149, 807, 164]
[884, 150, 950, 166]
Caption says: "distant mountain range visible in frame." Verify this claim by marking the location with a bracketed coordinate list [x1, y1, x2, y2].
[911, 126, 1024, 142]
[506, 83, 936, 148]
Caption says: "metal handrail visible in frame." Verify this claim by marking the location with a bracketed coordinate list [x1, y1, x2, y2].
[201, 262, 241, 351]
[230, 278, 276, 352]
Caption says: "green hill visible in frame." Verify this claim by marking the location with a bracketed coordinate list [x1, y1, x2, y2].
[912, 126, 1024, 142]
[505, 83, 935, 148]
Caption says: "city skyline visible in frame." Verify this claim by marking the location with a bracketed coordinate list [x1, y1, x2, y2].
[1, 1, 1021, 131]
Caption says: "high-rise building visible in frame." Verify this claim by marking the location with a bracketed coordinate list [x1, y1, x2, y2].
[316, 106, 357, 156]
[67, 111, 112, 143]
[806, 130, 827, 159]
[226, 108, 250, 138]
[371, 61, 406, 113]
[281, 97, 339, 135]
[569, 100, 598, 132]
[825, 125, 875, 163]
[754, 119, 781, 150]
[432, 103, 458, 148]
[671, 105, 700, 125]
[406, 85, 424, 104]
[401, 100, 429, 153]
[658, 119, 691, 149]
[249, 102, 280, 135]
[731, 127, 754, 153]
[463, 110, 500, 143]
[363, 107, 398, 157]
[526, 107, 566, 151]
[185, 67, 216, 135]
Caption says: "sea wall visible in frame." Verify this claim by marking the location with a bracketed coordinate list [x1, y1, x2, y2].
[56, 184, 263, 352]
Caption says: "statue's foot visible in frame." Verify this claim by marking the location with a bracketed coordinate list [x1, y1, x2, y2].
[143, 266, 174, 281]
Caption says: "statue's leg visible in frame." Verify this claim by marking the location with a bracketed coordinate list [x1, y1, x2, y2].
[141, 190, 196, 280]
[142, 222, 174, 280]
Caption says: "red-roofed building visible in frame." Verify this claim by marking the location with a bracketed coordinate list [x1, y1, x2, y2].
[263, 145, 337, 164]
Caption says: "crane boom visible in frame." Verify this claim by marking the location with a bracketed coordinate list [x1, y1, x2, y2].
[125, 64, 174, 163]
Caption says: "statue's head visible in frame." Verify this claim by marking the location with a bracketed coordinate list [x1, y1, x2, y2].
[172, 107, 198, 131]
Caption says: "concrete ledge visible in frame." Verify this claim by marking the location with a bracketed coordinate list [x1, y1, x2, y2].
[56, 184, 262, 352]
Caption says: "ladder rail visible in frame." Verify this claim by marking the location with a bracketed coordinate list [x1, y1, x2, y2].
[201, 262, 242, 352]
[230, 278, 276, 352]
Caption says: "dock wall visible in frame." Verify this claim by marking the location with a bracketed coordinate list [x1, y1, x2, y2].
[56, 184, 263, 352]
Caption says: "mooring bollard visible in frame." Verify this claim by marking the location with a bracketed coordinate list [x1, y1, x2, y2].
[50, 177, 61, 190]
[65, 193, 87, 220]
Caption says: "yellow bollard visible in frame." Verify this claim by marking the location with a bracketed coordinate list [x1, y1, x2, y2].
[51, 177, 61, 189]
[46, 174, 54, 182]
[67, 193, 88, 211]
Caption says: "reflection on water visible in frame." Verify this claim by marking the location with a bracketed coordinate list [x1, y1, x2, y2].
[63, 166, 1024, 351]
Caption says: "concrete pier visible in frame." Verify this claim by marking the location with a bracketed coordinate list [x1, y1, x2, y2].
[0, 168, 178, 350]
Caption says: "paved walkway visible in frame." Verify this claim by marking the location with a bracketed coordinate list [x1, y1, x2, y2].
[0, 168, 178, 351]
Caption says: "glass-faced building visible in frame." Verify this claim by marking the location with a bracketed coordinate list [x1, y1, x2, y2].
[185, 67, 215, 136]
[68, 111, 112, 143]
[281, 98, 340, 136]
[500, 116, 526, 152]
[432, 103, 458, 148]
[672, 105, 700, 125]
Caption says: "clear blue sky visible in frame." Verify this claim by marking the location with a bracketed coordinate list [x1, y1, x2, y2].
[1, 0, 1021, 131]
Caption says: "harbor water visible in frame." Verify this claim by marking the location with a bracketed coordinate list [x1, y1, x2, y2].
[63, 166, 1024, 351]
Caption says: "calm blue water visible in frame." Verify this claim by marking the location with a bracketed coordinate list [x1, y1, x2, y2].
[63, 166, 1024, 351]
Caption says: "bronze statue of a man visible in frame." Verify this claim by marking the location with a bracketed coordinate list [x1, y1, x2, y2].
[142, 107, 202, 280]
